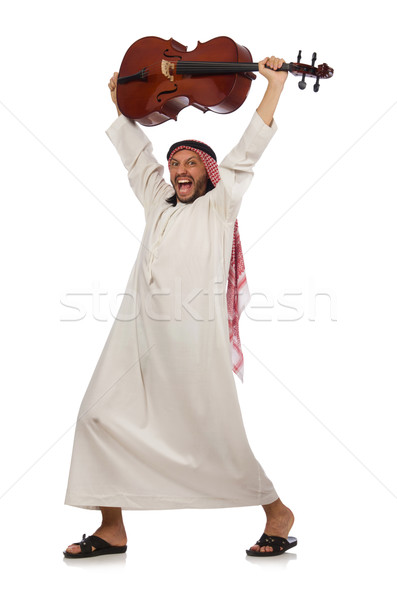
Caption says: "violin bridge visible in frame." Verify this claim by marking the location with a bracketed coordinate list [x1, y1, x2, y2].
[161, 60, 175, 82]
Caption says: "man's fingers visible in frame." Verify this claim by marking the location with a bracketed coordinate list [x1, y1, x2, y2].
[260, 56, 284, 67]
[264, 56, 284, 70]
[108, 72, 119, 90]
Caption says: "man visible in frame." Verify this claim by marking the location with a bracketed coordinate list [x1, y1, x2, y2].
[64, 56, 296, 558]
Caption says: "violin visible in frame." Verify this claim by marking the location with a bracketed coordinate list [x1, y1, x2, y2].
[116, 36, 334, 127]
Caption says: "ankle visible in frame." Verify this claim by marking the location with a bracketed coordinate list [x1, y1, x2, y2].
[98, 521, 125, 531]
[99, 507, 125, 530]
[263, 498, 285, 516]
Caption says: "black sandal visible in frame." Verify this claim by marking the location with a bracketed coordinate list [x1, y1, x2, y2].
[246, 533, 297, 557]
[63, 533, 127, 559]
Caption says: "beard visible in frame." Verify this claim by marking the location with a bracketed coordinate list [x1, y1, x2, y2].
[172, 173, 209, 204]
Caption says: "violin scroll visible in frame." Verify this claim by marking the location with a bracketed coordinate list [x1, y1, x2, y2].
[274, 50, 334, 92]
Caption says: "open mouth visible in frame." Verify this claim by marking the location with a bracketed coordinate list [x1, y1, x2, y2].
[177, 178, 193, 195]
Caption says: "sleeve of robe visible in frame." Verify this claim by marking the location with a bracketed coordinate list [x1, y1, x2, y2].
[105, 115, 173, 221]
[105, 111, 277, 222]
[211, 111, 278, 224]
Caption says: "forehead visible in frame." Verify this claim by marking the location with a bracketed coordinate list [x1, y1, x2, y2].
[169, 149, 203, 163]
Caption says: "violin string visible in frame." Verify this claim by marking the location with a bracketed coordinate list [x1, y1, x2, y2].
[134, 60, 259, 79]
[177, 62, 257, 74]
[130, 60, 314, 80]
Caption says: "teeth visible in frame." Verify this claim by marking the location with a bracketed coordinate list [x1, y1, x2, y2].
[178, 179, 191, 184]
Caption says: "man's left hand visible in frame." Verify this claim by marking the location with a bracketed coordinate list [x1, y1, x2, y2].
[258, 56, 288, 86]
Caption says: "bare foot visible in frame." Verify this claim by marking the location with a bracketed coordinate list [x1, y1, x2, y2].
[249, 499, 294, 554]
[65, 524, 127, 555]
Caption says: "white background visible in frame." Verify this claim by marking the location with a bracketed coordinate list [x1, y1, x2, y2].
[1, 0, 396, 597]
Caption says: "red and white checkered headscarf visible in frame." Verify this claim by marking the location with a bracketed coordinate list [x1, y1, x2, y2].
[167, 141, 251, 383]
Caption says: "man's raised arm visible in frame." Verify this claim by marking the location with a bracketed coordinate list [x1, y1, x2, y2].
[105, 72, 172, 216]
[206, 55, 287, 224]
[256, 56, 288, 126]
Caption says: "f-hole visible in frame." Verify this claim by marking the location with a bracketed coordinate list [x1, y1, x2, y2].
[163, 49, 182, 60]
[157, 84, 178, 102]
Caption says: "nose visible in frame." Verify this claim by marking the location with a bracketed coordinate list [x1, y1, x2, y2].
[175, 163, 187, 175]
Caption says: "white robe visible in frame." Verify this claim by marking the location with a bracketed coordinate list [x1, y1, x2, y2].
[64, 111, 279, 510]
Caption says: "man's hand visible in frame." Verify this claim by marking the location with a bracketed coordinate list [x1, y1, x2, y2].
[258, 56, 288, 87]
[108, 72, 121, 116]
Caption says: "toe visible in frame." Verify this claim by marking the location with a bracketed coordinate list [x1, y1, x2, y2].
[66, 544, 81, 554]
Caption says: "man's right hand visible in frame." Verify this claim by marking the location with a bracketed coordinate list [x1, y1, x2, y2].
[108, 72, 121, 116]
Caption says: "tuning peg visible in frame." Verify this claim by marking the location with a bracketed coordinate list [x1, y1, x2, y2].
[311, 52, 317, 66]
[297, 50, 302, 63]
[298, 73, 306, 90]
[313, 76, 320, 92]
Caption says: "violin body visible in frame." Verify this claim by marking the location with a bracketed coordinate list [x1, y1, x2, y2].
[117, 36, 334, 126]
[117, 36, 256, 126]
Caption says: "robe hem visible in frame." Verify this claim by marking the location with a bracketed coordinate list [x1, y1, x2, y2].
[64, 490, 279, 511]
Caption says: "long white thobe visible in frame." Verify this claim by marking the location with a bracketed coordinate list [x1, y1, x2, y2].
[64, 110, 279, 510]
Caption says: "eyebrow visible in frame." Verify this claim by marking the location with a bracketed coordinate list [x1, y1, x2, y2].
[170, 155, 199, 164]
